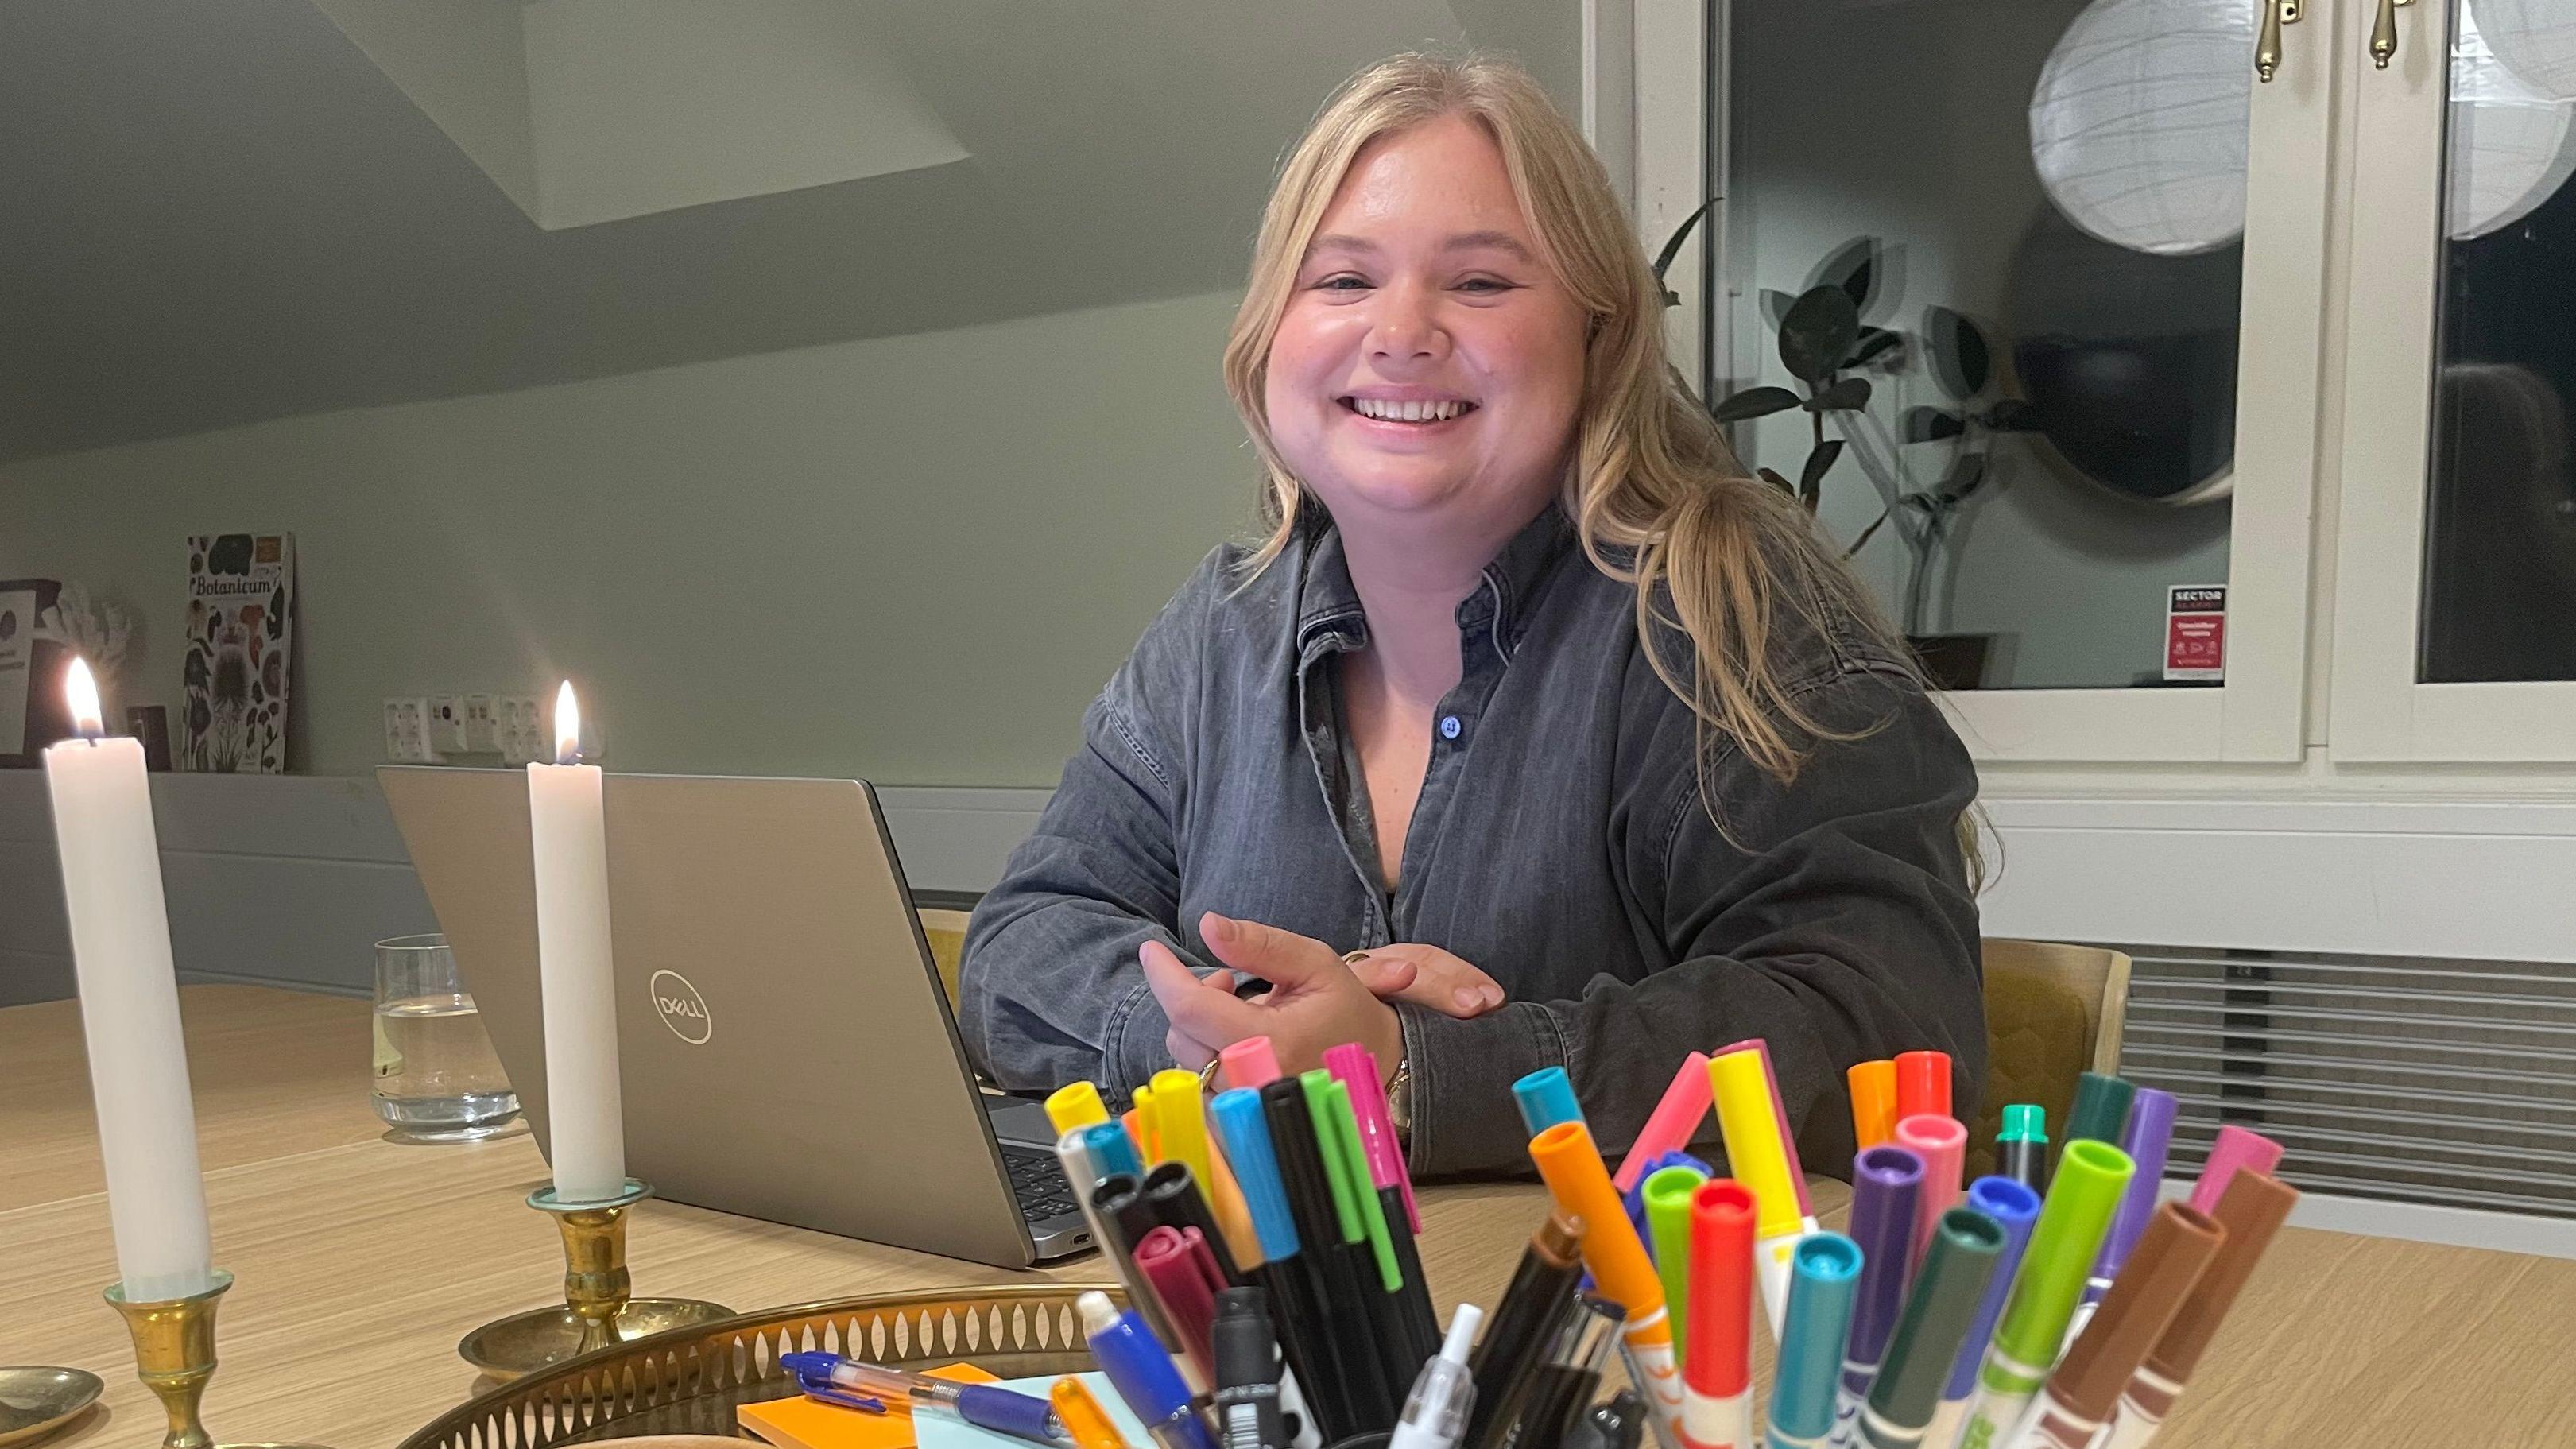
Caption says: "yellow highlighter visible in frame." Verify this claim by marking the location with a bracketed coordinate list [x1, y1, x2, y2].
[1046, 1081, 1110, 1138]
[1149, 1068, 1218, 1203]
[1050, 1375, 1133, 1449]
[1707, 1040, 1819, 1342]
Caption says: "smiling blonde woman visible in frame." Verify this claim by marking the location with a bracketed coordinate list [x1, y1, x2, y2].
[960, 53, 1984, 1177]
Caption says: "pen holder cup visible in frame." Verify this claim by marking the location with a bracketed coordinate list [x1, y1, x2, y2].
[401, 1284, 1129, 1449]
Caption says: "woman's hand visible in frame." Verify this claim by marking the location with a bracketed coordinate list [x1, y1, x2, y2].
[1141, 912, 1404, 1079]
[1345, 943, 1506, 1018]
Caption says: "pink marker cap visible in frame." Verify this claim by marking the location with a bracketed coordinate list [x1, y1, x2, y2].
[1323, 1042, 1420, 1232]
[1219, 1036, 1282, 1091]
[2189, 1124, 2284, 1215]
[1715, 1037, 1812, 1217]
[1894, 1113, 1966, 1270]
[1613, 1050, 1714, 1191]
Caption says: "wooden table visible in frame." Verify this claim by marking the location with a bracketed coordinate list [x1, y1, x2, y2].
[3, 987, 2566, 1448]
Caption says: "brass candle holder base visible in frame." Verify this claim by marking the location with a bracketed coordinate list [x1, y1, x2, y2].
[103, 1270, 331, 1449]
[455, 1179, 733, 1381]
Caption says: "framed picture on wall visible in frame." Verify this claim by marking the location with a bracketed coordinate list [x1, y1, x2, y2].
[181, 533, 296, 773]
[0, 577, 70, 767]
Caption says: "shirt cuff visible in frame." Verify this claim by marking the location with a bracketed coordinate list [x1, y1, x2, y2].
[1099, 978, 1166, 1110]
[1400, 999, 1569, 1177]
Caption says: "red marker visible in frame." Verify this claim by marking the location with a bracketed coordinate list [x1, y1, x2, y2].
[1683, 1180, 1757, 1449]
[1896, 1114, 1966, 1279]
[1894, 1050, 1952, 1122]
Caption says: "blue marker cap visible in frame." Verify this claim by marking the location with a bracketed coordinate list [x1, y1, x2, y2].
[1767, 1231, 1864, 1443]
[1621, 1149, 1712, 1246]
[1210, 1088, 1300, 1260]
[1940, 1175, 2044, 1401]
[1081, 1119, 1143, 1182]
[1080, 1292, 1214, 1449]
[1512, 1066, 1584, 1138]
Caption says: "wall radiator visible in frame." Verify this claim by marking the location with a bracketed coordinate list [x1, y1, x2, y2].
[2115, 945, 2576, 1219]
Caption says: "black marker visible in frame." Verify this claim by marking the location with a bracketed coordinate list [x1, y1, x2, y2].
[1211, 1287, 1285, 1449]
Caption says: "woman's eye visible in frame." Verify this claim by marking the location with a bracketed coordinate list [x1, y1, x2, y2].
[1315, 274, 1370, 292]
[1457, 277, 1513, 294]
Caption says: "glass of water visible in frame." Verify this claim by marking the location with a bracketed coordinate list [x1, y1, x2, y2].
[373, 933, 521, 1141]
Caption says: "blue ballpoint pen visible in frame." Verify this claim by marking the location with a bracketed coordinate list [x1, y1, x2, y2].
[779, 1353, 1068, 1445]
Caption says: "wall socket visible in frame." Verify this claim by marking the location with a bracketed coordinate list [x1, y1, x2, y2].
[460, 694, 499, 754]
[426, 695, 469, 754]
[496, 694, 544, 765]
[384, 697, 440, 764]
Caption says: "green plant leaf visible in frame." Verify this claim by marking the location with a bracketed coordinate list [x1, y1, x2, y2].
[1807, 377, 1873, 412]
[1711, 385, 1803, 423]
[1761, 290, 1795, 329]
[1651, 198, 1719, 284]
[1903, 406, 1966, 443]
[1924, 306, 1992, 398]
[1778, 287, 1860, 382]
[1799, 440, 1846, 506]
[1757, 466, 1796, 498]
[1847, 327, 1904, 369]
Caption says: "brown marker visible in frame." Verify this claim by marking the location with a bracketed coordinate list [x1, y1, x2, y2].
[2095, 1172, 2300, 1449]
[2008, 1203, 2225, 1449]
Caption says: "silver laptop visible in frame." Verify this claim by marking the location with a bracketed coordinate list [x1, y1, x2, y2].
[377, 766, 1093, 1268]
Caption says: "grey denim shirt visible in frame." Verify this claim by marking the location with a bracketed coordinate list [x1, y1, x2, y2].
[960, 504, 1985, 1179]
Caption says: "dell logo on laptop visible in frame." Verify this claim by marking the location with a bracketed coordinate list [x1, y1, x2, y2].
[649, 969, 712, 1045]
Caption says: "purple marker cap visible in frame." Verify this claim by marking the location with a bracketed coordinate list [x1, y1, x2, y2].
[2189, 1123, 2284, 1215]
[1843, 1145, 1925, 1370]
[1940, 1176, 2043, 1402]
[2091, 1089, 2179, 1296]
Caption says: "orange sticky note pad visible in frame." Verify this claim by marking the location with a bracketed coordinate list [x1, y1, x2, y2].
[738, 1362, 999, 1449]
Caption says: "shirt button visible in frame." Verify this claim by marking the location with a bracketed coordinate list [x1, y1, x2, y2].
[1439, 715, 1463, 741]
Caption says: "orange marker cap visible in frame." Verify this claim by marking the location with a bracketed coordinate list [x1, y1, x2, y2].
[1848, 1060, 1898, 1149]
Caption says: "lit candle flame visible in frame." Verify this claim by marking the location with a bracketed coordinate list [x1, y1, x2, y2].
[66, 657, 105, 738]
[552, 681, 582, 765]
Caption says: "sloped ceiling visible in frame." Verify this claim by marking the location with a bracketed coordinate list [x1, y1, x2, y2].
[0, 0, 1577, 464]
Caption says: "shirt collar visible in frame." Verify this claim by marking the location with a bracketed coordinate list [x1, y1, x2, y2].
[1296, 499, 1578, 661]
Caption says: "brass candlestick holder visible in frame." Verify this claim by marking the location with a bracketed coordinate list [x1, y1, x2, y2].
[103, 1270, 328, 1449]
[455, 1179, 734, 1381]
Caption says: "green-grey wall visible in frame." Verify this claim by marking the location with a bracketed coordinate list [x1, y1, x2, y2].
[1, 290, 1257, 785]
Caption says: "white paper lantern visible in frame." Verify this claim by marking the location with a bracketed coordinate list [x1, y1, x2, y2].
[2469, 0, 2576, 101]
[2451, 9, 2576, 238]
[2028, 0, 2253, 258]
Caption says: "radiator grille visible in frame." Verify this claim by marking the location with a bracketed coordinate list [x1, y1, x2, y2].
[2113, 946, 2576, 1218]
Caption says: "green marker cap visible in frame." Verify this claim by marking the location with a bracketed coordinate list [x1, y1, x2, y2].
[1642, 1164, 1710, 1363]
[1868, 1206, 2008, 1430]
[2062, 1073, 2136, 1153]
[2001, 1104, 2048, 1144]
[1300, 1070, 1365, 1243]
[1323, 1080, 1404, 1292]
[1986, 1137, 2134, 1385]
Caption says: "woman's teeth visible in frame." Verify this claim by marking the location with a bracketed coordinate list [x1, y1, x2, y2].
[1348, 397, 1472, 423]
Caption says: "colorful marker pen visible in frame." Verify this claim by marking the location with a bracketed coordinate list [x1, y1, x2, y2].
[1954, 1139, 2134, 1449]
[1892, 1051, 1951, 1124]
[1683, 1180, 1757, 1449]
[2065, 1089, 2178, 1351]
[2186, 1125, 2283, 1215]
[2008, 1203, 2222, 1449]
[1643, 1165, 1710, 1366]
[1708, 1043, 1818, 1339]
[1515, 1066, 1586, 1137]
[1894, 1114, 1965, 1278]
[1923, 1176, 2043, 1449]
[1847, 1062, 1898, 1151]
[1211, 1286, 1285, 1449]
[1859, 1207, 2005, 1448]
[1616, 1052, 1716, 1192]
[1222, 1036, 1284, 1091]
[1048, 1081, 1111, 1138]
[1529, 1121, 1687, 1449]
[1054, 1376, 1134, 1449]
[2099, 1170, 2297, 1449]
[1764, 1234, 1862, 1449]
[2058, 1074, 2134, 1169]
[780, 1354, 1067, 1446]
[1996, 1106, 2048, 1196]
[1080, 1290, 1216, 1449]
[1830, 1146, 1923, 1449]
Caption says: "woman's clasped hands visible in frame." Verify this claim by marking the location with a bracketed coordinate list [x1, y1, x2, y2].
[1141, 911, 1505, 1082]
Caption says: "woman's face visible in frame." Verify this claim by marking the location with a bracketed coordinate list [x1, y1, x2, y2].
[1264, 114, 1590, 536]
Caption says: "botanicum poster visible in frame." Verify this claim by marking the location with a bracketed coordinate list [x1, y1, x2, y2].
[181, 533, 294, 773]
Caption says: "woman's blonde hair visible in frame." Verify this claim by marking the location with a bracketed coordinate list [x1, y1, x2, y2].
[1222, 52, 1904, 792]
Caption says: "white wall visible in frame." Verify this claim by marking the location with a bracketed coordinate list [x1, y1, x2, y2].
[1723, 0, 2231, 688]
[1, 290, 1256, 785]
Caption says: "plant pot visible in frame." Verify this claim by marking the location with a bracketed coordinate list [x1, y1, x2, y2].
[1908, 633, 1995, 692]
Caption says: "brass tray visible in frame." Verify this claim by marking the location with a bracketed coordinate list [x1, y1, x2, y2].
[397, 1284, 1121, 1449]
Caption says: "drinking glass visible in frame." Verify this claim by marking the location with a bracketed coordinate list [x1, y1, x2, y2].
[372, 933, 521, 1141]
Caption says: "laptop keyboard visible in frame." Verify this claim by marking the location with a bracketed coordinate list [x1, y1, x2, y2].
[1003, 1145, 1079, 1224]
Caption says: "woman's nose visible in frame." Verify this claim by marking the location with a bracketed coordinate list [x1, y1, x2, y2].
[1365, 285, 1449, 363]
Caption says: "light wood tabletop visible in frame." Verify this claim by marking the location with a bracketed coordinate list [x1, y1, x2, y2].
[2, 986, 2567, 1448]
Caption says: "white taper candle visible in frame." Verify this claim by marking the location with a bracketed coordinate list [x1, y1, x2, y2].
[525, 680, 625, 1201]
